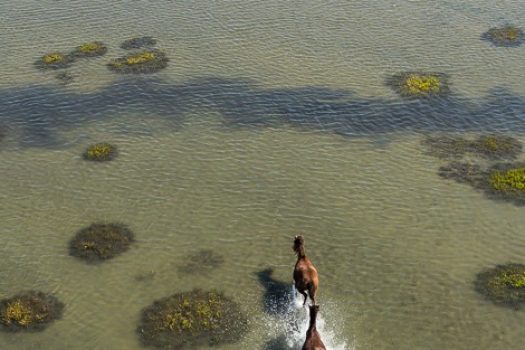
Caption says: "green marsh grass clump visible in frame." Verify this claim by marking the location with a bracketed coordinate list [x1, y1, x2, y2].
[69, 223, 135, 263]
[137, 289, 248, 349]
[482, 25, 525, 47]
[475, 264, 525, 308]
[120, 36, 157, 50]
[72, 41, 107, 57]
[108, 49, 168, 74]
[179, 249, 225, 275]
[388, 72, 449, 98]
[35, 52, 74, 70]
[424, 134, 522, 160]
[83, 143, 117, 161]
[0, 291, 64, 332]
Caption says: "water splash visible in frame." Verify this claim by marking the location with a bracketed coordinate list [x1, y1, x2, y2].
[264, 285, 351, 350]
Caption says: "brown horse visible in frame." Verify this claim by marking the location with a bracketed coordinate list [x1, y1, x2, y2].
[302, 304, 326, 350]
[293, 235, 319, 306]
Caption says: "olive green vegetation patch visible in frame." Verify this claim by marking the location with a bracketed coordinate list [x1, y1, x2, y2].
[35, 52, 75, 70]
[83, 143, 117, 161]
[72, 41, 108, 58]
[137, 289, 248, 349]
[108, 50, 168, 74]
[475, 264, 525, 309]
[482, 25, 525, 47]
[69, 223, 135, 263]
[0, 291, 64, 332]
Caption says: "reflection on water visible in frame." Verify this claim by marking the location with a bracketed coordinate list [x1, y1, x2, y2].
[1, 0, 525, 349]
[1, 77, 525, 150]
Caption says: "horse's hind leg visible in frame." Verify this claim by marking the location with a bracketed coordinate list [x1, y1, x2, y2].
[307, 283, 317, 305]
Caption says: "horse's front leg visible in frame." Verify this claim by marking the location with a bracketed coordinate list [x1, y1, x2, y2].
[299, 290, 308, 306]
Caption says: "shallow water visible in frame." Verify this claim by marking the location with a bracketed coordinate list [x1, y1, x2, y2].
[1, 1, 525, 349]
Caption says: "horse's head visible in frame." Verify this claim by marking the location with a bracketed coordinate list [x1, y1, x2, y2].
[293, 235, 304, 253]
[309, 304, 320, 313]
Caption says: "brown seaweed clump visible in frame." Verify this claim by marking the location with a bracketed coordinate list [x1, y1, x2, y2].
[475, 264, 525, 309]
[387, 72, 449, 98]
[55, 72, 74, 85]
[137, 289, 248, 349]
[482, 25, 525, 47]
[107, 49, 168, 74]
[471, 135, 522, 159]
[72, 41, 108, 57]
[0, 291, 64, 332]
[423, 135, 471, 159]
[438, 162, 483, 185]
[0, 125, 6, 144]
[135, 270, 156, 283]
[35, 52, 74, 70]
[424, 134, 522, 160]
[83, 143, 117, 161]
[120, 36, 157, 50]
[69, 223, 135, 263]
[179, 249, 225, 275]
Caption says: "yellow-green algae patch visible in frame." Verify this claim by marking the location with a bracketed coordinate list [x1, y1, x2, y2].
[0, 291, 64, 332]
[69, 223, 134, 263]
[137, 289, 248, 349]
[482, 25, 524, 47]
[108, 49, 168, 74]
[83, 143, 117, 161]
[35, 52, 74, 70]
[489, 167, 525, 192]
[475, 264, 525, 309]
[72, 41, 107, 57]
[388, 72, 449, 98]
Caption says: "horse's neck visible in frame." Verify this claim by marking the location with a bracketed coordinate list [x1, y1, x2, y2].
[296, 245, 306, 259]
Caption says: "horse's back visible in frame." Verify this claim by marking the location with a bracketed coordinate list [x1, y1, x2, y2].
[302, 332, 326, 350]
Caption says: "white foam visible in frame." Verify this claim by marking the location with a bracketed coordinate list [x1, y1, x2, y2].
[264, 285, 351, 350]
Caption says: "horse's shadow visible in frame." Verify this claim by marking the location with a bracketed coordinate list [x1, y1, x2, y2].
[255, 267, 294, 316]
[263, 334, 291, 350]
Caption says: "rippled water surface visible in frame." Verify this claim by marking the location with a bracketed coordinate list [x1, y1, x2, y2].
[1, 1, 525, 349]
